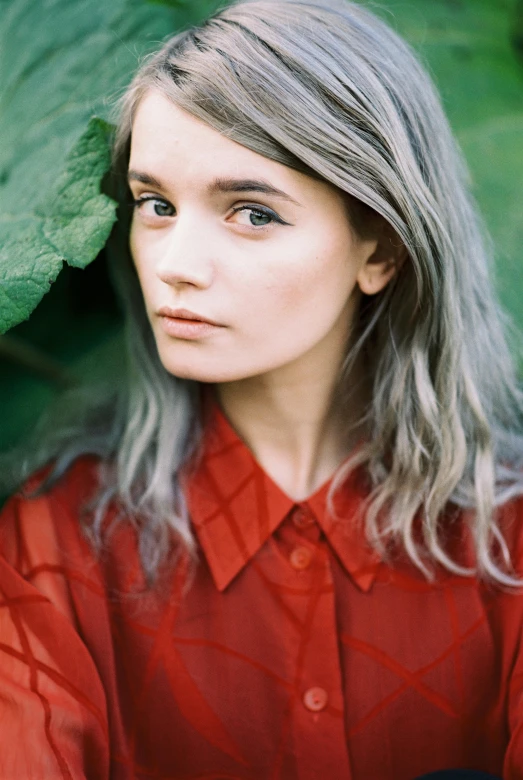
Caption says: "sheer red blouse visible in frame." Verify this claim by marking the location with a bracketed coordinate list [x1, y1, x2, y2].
[1, 397, 523, 779]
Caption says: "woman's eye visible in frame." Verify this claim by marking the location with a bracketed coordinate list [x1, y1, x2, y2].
[231, 206, 283, 228]
[133, 196, 175, 218]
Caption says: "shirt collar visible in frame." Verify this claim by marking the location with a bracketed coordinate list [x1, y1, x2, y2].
[182, 389, 380, 593]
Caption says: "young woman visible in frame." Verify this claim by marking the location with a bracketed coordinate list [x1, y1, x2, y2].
[1, 0, 523, 777]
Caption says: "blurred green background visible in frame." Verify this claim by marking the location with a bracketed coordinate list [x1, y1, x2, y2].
[1, 0, 522, 501]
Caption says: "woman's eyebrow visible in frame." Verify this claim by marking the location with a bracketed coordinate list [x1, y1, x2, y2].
[128, 170, 164, 188]
[208, 177, 302, 206]
[127, 170, 302, 206]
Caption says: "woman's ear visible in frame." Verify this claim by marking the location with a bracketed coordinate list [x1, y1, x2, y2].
[356, 219, 408, 296]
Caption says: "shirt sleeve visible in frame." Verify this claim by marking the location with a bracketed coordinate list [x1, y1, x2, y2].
[0, 488, 110, 780]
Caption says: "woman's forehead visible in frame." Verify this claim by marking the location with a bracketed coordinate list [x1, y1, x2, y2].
[128, 90, 336, 206]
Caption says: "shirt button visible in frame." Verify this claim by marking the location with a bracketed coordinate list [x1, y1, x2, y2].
[289, 546, 313, 570]
[303, 687, 328, 712]
[291, 506, 315, 529]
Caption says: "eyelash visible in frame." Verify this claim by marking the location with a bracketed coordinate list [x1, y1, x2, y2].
[230, 205, 286, 227]
[131, 195, 174, 218]
[131, 195, 287, 228]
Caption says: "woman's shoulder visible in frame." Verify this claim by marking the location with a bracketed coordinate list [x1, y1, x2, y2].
[21, 453, 103, 503]
[497, 490, 523, 575]
[0, 454, 105, 575]
[458, 489, 523, 591]
[0, 455, 112, 776]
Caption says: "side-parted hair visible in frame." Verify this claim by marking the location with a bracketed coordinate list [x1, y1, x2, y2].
[4, 0, 523, 588]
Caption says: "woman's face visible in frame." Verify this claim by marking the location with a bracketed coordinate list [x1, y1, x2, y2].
[128, 90, 383, 384]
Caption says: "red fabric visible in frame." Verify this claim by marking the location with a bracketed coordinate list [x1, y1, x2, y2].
[1, 397, 523, 779]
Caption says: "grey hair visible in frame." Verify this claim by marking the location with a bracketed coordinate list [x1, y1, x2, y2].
[3, 0, 523, 588]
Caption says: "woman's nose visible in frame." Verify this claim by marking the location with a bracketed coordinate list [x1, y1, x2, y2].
[155, 215, 214, 289]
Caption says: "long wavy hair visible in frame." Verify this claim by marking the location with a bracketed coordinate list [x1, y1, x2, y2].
[3, 0, 523, 588]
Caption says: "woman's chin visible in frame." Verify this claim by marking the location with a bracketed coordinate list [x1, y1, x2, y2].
[159, 358, 248, 384]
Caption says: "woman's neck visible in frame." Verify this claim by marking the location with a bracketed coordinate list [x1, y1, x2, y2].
[214, 351, 368, 501]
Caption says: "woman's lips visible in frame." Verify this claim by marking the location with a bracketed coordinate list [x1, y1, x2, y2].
[159, 316, 222, 340]
[156, 306, 221, 325]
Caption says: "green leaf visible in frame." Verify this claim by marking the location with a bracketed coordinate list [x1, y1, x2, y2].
[0, 216, 63, 335]
[0, 119, 116, 334]
[41, 118, 117, 270]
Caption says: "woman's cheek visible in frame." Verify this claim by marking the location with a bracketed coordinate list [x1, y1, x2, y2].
[263, 257, 317, 306]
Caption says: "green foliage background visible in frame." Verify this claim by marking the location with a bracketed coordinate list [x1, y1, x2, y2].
[1, 0, 522, 487]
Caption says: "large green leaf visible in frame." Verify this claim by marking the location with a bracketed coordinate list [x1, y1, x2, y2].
[0, 0, 221, 335]
[0, 118, 116, 333]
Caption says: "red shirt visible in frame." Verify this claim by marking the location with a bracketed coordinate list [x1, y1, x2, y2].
[1, 397, 523, 779]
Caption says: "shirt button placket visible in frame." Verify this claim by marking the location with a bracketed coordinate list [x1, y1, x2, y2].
[287, 541, 352, 779]
[289, 506, 316, 574]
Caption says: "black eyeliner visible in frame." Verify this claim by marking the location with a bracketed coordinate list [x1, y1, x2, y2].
[232, 204, 291, 226]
